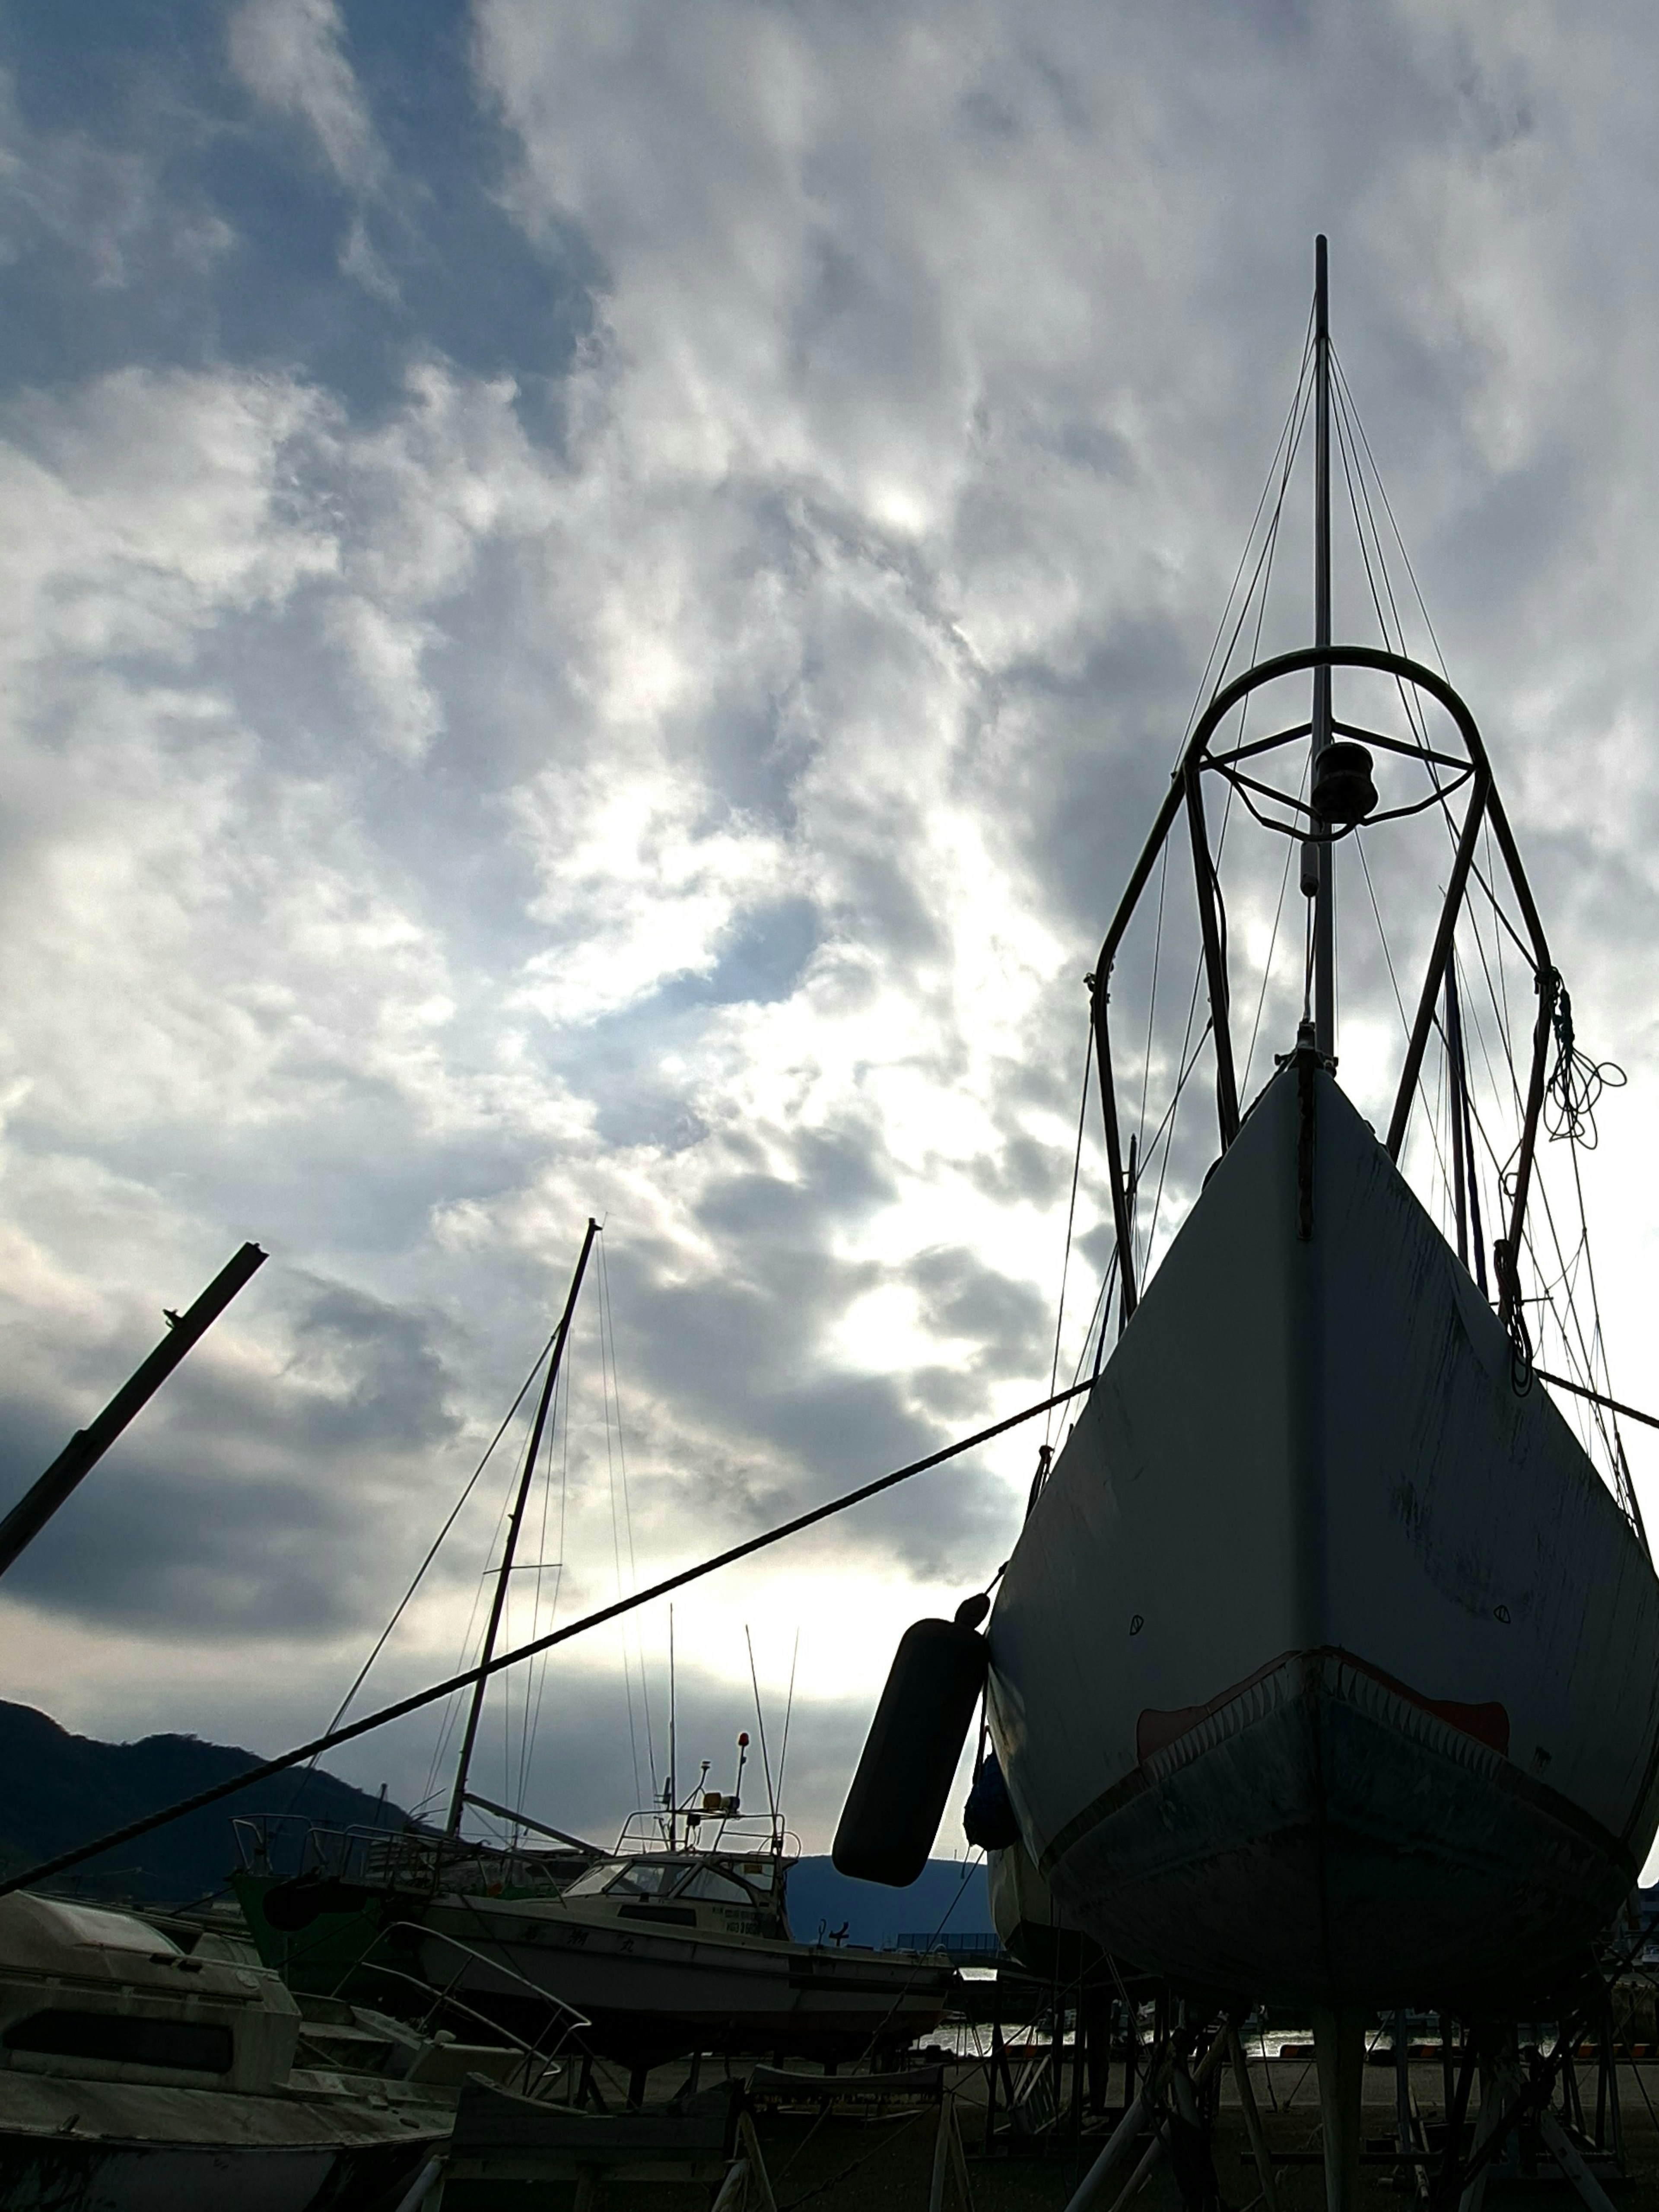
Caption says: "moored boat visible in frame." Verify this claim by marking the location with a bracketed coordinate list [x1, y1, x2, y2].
[412, 1828, 957, 2066]
[0, 1890, 448, 2211]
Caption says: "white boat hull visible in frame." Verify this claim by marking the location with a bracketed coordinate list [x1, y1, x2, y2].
[988, 1063, 1659, 2009]
[417, 1896, 955, 2063]
[0, 2073, 438, 2212]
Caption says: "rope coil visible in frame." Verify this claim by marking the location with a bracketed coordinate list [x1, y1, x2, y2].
[1544, 978, 1625, 1150]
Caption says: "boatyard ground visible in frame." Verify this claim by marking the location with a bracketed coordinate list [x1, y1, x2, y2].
[520, 2054, 1659, 2209]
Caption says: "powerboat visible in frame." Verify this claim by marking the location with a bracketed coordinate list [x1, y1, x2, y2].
[413, 1825, 957, 2066]
[0, 1889, 448, 2211]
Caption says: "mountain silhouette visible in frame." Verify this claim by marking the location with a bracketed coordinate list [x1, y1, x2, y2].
[0, 1700, 410, 1904]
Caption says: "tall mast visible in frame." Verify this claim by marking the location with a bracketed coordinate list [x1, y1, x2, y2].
[446, 1217, 600, 1838]
[1307, 234, 1337, 1056]
[667, 1605, 677, 1850]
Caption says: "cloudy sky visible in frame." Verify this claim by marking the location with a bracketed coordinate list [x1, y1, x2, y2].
[3, 0, 1659, 1863]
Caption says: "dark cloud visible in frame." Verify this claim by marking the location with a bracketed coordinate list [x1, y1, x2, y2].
[0, 1269, 464, 1635]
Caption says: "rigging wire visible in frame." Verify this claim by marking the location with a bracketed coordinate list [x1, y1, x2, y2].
[775, 1630, 800, 1813]
[1351, 829, 1455, 1207]
[1067, 1252, 1113, 1395]
[1045, 1020, 1096, 1448]
[519, 1361, 569, 1818]
[599, 1259, 646, 1818]
[1127, 305, 1311, 1304]
[604, 1246, 655, 1780]
[321, 1316, 575, 1747]
[1331, 348, 1451, 680]
[744, 1626, 778, 1821]
[1459, 991, 1637, 1521]
[1138, 997, 1215, 1273]
[423, 1405, 543, 1818]
[1316, 339, 1634, 1531]
[1329, 351, 1538, 1255]
[1331, 356, 1441, 753]
[513, 1360, 564, 1821]
[1204, 340, 1318, 715]
[1316, 338, 1632, 1529]
[0, 1370, 1138, 1905]
[1135, 843, 1170, 1169]
[1179, 301, 1318, 747]
[601, 1238, 659, 1795]
[1240, 756, 1305, 1096]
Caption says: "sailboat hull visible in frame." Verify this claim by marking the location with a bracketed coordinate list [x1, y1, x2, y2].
[988, 1064, 1659, 2009]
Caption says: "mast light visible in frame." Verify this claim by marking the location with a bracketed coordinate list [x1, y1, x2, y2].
[1312, 739, 1377, 827]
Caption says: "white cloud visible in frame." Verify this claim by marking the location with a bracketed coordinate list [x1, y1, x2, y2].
[9, 1, 1659, 1853]
[227, 0, 385, 197]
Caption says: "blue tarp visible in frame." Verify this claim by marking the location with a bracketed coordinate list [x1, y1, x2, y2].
[785, 1856, 992, 1949]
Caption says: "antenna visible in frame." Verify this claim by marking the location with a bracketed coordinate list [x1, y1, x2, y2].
[446, 1218, 599, 1838]
[775, 1630, 800, 1821]
[745, 1627, 778, 1821]
[1304, 232, 1337, 1057]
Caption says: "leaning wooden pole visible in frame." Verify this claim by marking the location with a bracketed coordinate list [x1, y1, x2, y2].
[0, 1242, 266, 1580]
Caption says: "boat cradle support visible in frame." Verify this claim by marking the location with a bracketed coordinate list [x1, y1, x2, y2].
[1087, 643, 1553, 1331]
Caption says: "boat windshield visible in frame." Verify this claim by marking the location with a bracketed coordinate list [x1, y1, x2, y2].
[31, 1899, 180, 1955]
[565, 1859, 684, 1899]
[677, 1865, 755, 1903]
[563, 1854, 778, 1903]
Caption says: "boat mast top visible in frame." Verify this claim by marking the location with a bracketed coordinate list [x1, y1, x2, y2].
[1304, 232, 1337, 1058]
[445, 1216, 600, 1839]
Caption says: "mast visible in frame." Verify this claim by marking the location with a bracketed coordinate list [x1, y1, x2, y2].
[1306, 233, 1337, 1057]
[667, 1605, 677, 1850]
[445, 1216, 600, 1838]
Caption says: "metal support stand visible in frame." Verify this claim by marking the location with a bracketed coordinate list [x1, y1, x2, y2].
[1312, 2006, 1365, 2212]
[983, 1993, 1001, 2155]
[1061, 2023, 1229, 2212]
[928, 2097, 976, 2212]
[1227, 2024, 1279, 2212]
[1457, 2034, 1516, 2212]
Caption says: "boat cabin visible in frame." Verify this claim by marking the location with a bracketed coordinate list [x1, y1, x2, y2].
[0, 1891, 301, 2096]
[554, 1853, 788, 1941]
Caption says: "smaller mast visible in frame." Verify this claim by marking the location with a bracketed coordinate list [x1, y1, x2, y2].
[446, 1217, 600, 1838]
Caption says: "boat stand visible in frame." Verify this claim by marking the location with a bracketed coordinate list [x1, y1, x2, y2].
[428, 2076, 770, 2212]
[1428, 2016, 1623, 2212]
[1312, 2007, 1365, 2211]
[978, 1966, 1134, 2155]
[1060, 2019, 1230, 2212]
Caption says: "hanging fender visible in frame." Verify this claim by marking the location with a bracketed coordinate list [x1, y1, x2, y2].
[831, 1593, 990, 1887]
[963, 1748, 1021, 1852]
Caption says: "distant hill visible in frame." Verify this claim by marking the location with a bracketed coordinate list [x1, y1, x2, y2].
[786, 1855, 993, 1948]
[0, 1701, 410, 1904]
[0, 1703, 998, 1939]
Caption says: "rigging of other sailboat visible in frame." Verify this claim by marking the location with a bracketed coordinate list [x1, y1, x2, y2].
[837, 239, 1659, 2207]
[235, 1223, 956, 2069]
